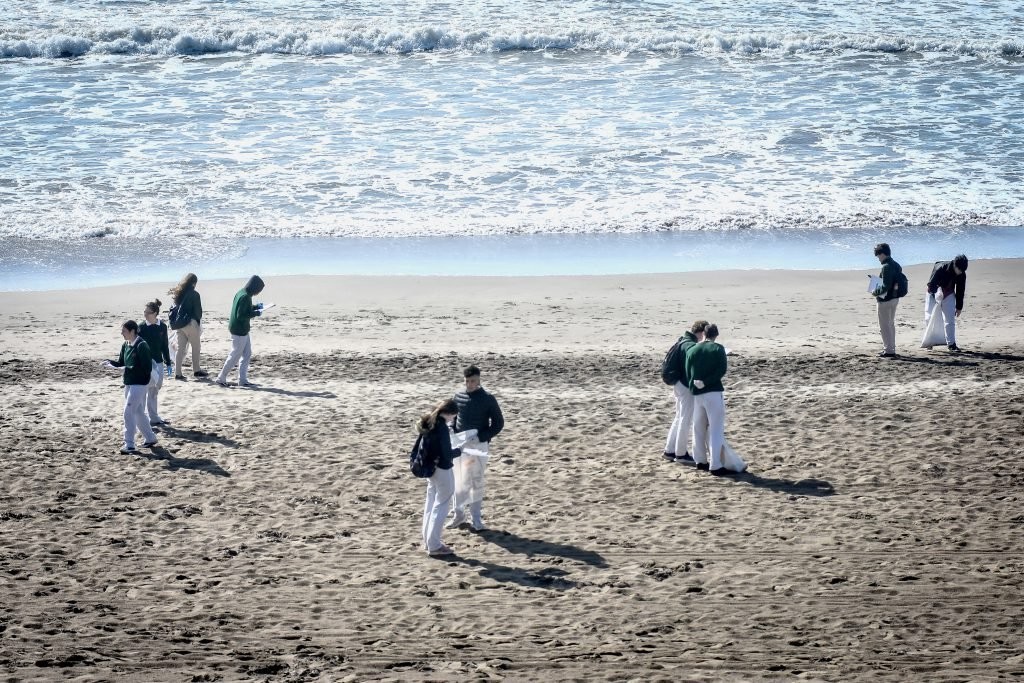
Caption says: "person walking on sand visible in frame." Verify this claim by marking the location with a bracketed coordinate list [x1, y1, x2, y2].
[418, 399, 463, 557]
[447, 365, 504, 531]
[168, 273, 207, 380]
[686, 323, 731, 475]
[138, 299, 172, 426]
[103, 320, 158, 455]
[925, 254, 968, 352]
[663, 320, 708, 463]
[871, 243, 905, 358]
[216, 275, 265, 388]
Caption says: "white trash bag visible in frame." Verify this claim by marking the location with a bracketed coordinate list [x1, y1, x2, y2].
[720, 441, 748, 473]
[921, 292, 947, 349]
[450, 429, 488, 506]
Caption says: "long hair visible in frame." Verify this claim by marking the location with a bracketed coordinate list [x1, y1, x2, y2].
[417, 399, 459, 434]
[168, 273, 198, 303]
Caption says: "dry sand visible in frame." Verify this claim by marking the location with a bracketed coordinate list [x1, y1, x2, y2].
[1, 260, 1023, 681]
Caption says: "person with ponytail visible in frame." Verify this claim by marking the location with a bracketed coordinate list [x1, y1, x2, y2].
[417, 399, 462, 557]
[167, 273, 207, 379]
[138, 299, 172, 426]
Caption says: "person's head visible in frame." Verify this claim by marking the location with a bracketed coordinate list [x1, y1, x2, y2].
[169, 273, 198, 302]
[144, 298, 161, 322]
[463, 364, 481, 392]
[953, 254, 968, 276]
[121, 320, 139, 341]
[690, 319, 709, 341]
[417, 398, 459, 433]
[244, 275, 265, 296]
[874, 243, 891, 263]
[704, 323, 719, 341]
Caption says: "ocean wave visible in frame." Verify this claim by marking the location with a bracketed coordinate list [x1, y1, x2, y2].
[2, 25, 1022, 60]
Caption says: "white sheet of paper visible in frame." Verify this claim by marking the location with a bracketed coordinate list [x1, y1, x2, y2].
[867, 275, 882, 294]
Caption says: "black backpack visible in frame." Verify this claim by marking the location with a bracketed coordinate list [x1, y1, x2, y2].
[894, 271, 909, 298]
[409, 434, 437, 478]
[660, 338, 686, 385]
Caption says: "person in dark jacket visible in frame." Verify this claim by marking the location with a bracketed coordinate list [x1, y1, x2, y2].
[447, 365, 504, 531]
[664, 320, 709, 463]
[103, 320, 158, 454]
[138, 298, 172, 426]
[871, 243, 904, 357]
[168, 273, 207, 380]
[216, 275, 265, 387]
[685, 323, 729, 475]
[925, 254, 968, 352]
[418, 399, 462, 557]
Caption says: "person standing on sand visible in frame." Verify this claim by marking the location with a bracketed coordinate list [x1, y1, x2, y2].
[168, 273, 207, 380]
[871, 243, 904, 358]
[447, 365, 504, 531]
[663, 320, 708, 463]
[925, 254, 968, 352]
[418, 399, 463, 557]
[216, 275, 265, 388]
[138, 299, 172, 426]
[685, 323, 730, 475]
[103, 320, 158, 455]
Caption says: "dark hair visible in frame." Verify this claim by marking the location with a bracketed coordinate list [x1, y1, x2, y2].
[145, 298, 162, 315]
[691, 320, 710, 334]
[463, 365, 481, 379]
[168, 273, 198, 303]
[953, 254, 968, 271]
[704, 323, 719, 339]
[417, 399, 459, 434]
[122, 320, 139, 334]
[873, 243, 891, 257]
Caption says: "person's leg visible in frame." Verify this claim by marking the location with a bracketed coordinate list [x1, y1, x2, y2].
[468, 443, 490, 529]
[706, 392, 726, 470]
[134, 385, 157, 444]
[238, 334, 252, 383]
[877, 299, 897, 354]
[664, 383, 685, 456]
[174, 329, 188, 375]
[940, 293, 957, 346]
[189, 321, 203, 373]
[447, 456, 468, 527]
[692, 396, 710, 465]
[675, 388, 696, 458]
[422, 478, 437, 549]
[122, 386, 135, 449]
[147, 362, 163, 423]
[217, 334, 246, 383]
[426, 468, 455, 552]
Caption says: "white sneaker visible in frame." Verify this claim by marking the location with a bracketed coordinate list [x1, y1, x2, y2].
[471, 520, 487, 532]
[445, 514, 467, 530]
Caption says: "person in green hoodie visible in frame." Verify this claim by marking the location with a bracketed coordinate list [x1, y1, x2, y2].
[685, 323, 729, 475]
[216, 275, 265, 387]
[103, 320, 158, 455]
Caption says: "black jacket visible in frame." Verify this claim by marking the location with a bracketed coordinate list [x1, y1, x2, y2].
[138, 320, 171, 365]
[419, 419, 461, 470]
[454, 387, 504, 443]
[927, 260, 966, 311]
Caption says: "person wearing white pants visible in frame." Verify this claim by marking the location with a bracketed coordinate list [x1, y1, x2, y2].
[138, 299, 172, 426]
[104, 320, 158, 454]
[416, 399, 462, 556]
[217, 275, 265, 387]
[925, 255, 968, 352]
[685, 323, 731, 475]
[663, 321, 708, 462]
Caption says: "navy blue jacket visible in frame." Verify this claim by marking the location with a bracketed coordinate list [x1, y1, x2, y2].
[420, 419, 462, 470]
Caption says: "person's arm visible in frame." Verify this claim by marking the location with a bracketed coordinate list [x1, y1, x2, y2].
[717, 347, 728, 383]
[875, 262, 895, 299]
[194, 291, 203, 322]
[137, 341, 152, 369]
[109, 344, 126, 368]
[955, 272, 966, 314]
[926, 263, 941, 294]
[479, 396, 504, 442]
[434, 421, 460, 464]
[160, 325, 172, 364]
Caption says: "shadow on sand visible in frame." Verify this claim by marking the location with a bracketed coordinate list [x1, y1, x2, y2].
[470, 529, 609, 569]
[158, 425, 241, 449]
[730, 472, 835, 496]
[228, 383, 336, 399]
[433, 554, 581, 591]
[143, 446, 231, 477]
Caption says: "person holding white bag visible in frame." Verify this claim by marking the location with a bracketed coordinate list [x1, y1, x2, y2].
[137, 299, 172, 426]
[923, 255, 968, 352]
[686, 324, 746, 476]
[447, 365, 504, 531]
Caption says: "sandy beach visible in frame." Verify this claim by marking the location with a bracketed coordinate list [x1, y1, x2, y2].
[2, 260, 1023, 681]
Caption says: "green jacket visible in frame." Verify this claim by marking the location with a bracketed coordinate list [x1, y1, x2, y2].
[685, 340, 727, 395]
[874, 257, 903, 302]
[228, 289, 260, 336]
[677, 330, 700, 385]
[111, 338, 153, 386]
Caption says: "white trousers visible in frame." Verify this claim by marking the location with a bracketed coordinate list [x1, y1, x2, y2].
[924, 292, 957, 345]
[876, 298, 899, 354]
[174, 320, 202, 373]
[217, 334, 252, 383]
[146, 361, 164, 423]
[692, 391, 726, 470]
[664, 381, 695, 456]
[452, 441, 489, 525]
[123, 384, 156, 449]
[422, 467, 455, 552]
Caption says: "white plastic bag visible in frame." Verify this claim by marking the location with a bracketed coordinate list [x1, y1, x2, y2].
[450, 429, 488, 506]
[921, 294, 946, 349]
[720, 441, 748, 473]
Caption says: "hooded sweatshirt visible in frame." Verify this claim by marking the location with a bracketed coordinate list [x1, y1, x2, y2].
[228, 275, 265, 336]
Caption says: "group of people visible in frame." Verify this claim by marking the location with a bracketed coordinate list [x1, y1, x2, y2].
[872, 245, 969, 357]
[661, 321, 744, 477]
[416, 365, 505, 557]
[104, 273, 267, 454]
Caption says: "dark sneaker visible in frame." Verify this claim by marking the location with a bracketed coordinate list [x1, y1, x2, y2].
[675, 452, 695, 463]
[174, 375, 187, 381]
[878, 352, 896, 358]
[193, 369, 209, 378]
[119, 445, 137, 455]
[216, 380, 229, 387]
[662, 451, 676, 461]
[709, 468, 731, 477]
[947, 344, 961, 352]
[142, 440, 158, 448]
[695, 462, 710, 471]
